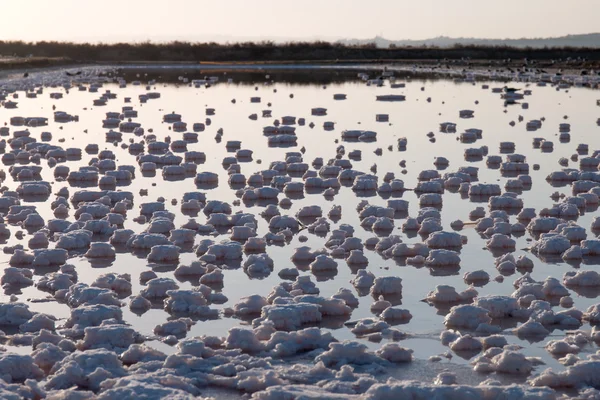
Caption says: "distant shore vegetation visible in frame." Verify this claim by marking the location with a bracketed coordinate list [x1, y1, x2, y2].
[1, 40, 600, 64]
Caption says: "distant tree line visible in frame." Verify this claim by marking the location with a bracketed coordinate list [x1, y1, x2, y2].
[1, 40, 600, 62]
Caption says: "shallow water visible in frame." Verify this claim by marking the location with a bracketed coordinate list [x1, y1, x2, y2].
[1, 67, 600, 386]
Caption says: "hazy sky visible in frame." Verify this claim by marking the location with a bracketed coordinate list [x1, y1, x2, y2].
[1, 0, 599, 42]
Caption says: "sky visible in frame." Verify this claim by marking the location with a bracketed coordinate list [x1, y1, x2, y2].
[1, 0, 599, 43]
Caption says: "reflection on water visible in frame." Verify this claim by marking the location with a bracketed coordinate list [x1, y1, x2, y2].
[1, 68, 600, 377]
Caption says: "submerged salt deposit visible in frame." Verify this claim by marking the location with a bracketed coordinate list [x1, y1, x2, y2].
[0, 64, 599, 398]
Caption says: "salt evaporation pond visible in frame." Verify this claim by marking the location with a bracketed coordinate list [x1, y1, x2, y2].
[0, 65, 600, 398]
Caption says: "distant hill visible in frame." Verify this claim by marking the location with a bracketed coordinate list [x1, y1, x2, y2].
[338, 33, 600, 49]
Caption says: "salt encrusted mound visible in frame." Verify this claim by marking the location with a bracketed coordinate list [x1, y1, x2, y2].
[127, 233, 170, 249]
[0, 376, 45, 399]
[291, 276, 320, 295]
[269, 215, 300, 231]
[474, 296, 524, 319]
[350, 318, 391, 337]
[64, 305, 124, 334]
[0, 353, 44, 382]
[224, 327, 266, 353]
[147, 245, 180, 263]
[129, 295, 152, 312]
[253, 303, 322, 330]
[563, 245, 583, 260]
[352, 269, 376, 289]
[154, 317, 194, 336]
[174, 262, 208, 278]
[206, 241, 243, 260]
[564, 270, 600, 287]
[32, 342, 68, 372]
[77, 324, 138, 351]
[92, 273, 131, 294]
[370, 276, 402, 296]
[1, 267, 34, 286]
[489, 193, 524, 210]
[375, 343, 413, 363]
[361, 382, 555, 400]
[310, 255, 338, 273]
[481, 334, 508, 349]
[486, 234, 516, 250]
[469, 183, 501, 196]
[291, 246, 323, 263]
[532, 233, 571, 255]
[444, 305, 492, 329]
[381, 307, 412, 323]
[234, 295, 269, 316]
[244, 237, 267, 253]
[385, 243, 430, 258]
[294, 295, 352, 317]
[426, 231, 463, 248]
[244, 253, 274, 277]
[60, 283, 121, 308]
[528, 217, 562, 233]
[449, 334, 482, 352]
[545, 339, 580, 355]
[55, 229, 93, 250]
[199, 268, 224, 285]
[20, 313, 56, 332]
[425, 249, 461, 267]
[531, 360, 600, 389]
[98, 378, 199, 399]
[85, 242, 116, 258]
[163, 289, 218, 318]
[141, 278, 179, 298]
[267, 327, 335, 357]
[0, 303, 35, 325]
[315, 340, 382, 368]
[252, 385, 359, 399]
[464, 270, 490, 284]
[583, 304, 600, 323]
[426, 285, 477, 304]
[46, 348, 127, 391]
[346, 249, 369, 266]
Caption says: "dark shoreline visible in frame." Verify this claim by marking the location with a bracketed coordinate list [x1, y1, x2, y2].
[2, 40, 600, 69]
[1, 58, 596, 81]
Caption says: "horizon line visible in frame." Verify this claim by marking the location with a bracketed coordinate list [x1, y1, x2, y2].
[2, 32, 600, 45]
